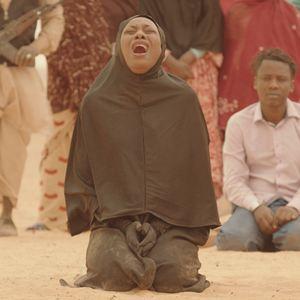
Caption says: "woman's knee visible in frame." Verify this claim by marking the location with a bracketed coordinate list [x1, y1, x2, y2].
[86, 228, 124, 268]
[75, 269, 135, 292]
[153, 264, 184, 292]
[153, 260, 198, 293]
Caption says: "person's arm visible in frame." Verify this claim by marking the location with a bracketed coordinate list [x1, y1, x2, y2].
[64, 113, 98, 236]
[164, 53, 194, 80]
[179, 0, 222, 68]
[30, 0, 65, 56]
[223, 117, 260, 211]
[288, 189, 300, 213]
[14, 0, 64, 66]
[272, 188, 300, 229]
[179, 49, 200, 66]
[224, 117, 275, 234]
[190, 0, 223, 54]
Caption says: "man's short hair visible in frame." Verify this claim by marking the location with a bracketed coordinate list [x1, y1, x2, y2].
[251, 48, 297, 78]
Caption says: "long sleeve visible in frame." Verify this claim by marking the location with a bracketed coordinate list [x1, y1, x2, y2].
[288, 188, 300, 212]
[30, 0, 65, 56]
[223, 117, 260, 211]
[191, 0, 223, 53]
[64, 114, 98, 236]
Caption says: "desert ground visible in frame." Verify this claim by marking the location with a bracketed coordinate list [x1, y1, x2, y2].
[1, 133, 300, 300]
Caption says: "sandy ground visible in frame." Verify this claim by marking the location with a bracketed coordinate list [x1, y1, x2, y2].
[1, 134, 300, 300]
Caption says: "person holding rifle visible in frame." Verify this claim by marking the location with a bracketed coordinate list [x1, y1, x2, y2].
[0, 0, 64, 237]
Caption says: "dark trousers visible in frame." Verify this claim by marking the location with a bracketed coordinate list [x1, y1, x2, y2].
[75, 226, 209, 293]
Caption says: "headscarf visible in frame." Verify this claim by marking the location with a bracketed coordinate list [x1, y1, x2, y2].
[65, 15, 220, 235]
[139, 0, 223, 58]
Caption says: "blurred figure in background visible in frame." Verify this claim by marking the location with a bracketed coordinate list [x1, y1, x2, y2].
[0, 0, 64, 237]
[218, 0, 300, 130]
[29, 0, 138, 231]
[139, 0, 224, 198]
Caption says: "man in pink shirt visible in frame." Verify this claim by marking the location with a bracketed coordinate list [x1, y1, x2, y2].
[216, 48, 300, 251]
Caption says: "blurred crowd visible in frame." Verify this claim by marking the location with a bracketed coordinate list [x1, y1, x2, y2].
[0, 0, 300, 236]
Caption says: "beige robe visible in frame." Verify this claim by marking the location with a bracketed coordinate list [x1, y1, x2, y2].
[0, 0, 64, 205]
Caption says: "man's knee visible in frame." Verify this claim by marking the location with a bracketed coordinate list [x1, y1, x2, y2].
[273, 219, 300, 251]
[216, 227, 263, 251]
[216, 207, 264, 251]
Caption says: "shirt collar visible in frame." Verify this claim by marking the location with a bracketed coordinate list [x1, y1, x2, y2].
[253, 98, 300, 124]
[286, 98, 300, 119]
[253, 102, 264, 123]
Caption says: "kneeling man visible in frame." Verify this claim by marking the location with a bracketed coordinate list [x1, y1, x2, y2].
[217, 48, 300, 251]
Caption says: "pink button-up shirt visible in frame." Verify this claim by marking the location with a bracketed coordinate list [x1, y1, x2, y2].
[223, 99, 300, 212]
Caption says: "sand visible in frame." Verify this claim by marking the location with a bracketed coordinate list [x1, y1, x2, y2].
[1, 134, 300, 300]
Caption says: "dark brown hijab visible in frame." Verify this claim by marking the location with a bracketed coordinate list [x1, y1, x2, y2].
[139, 0, 223, 58]
[65, 16, 220, 236]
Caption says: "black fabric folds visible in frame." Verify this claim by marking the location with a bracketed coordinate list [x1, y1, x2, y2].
[101, 0, 138, 42]
[139, 0, 223, 58]
[65, 15, 220, 236]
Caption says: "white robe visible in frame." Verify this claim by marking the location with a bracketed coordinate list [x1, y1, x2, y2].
[0, 0, 64, 205]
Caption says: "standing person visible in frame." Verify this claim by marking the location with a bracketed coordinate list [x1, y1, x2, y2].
[0, 0, 64, 237]
[29, 0, 138, 231]
[218, 0, 300, 130]
[217, 48, 300, 251]
[65, 16, 220, 292]
[139, 0, 224, 198]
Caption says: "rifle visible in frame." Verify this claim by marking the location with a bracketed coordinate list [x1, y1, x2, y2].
[0, 0, 63, 65]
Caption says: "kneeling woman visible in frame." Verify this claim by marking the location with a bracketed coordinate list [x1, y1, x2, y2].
[65, 15, 220, 293]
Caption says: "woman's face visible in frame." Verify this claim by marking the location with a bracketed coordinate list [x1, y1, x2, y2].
[120, 17, 162, 74]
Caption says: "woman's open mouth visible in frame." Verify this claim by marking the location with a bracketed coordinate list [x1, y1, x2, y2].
[132, 44, 148, 55]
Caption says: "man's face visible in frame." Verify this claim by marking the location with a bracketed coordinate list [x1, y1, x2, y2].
[120, 17, 162, 74]
[254, 59, 294, 109]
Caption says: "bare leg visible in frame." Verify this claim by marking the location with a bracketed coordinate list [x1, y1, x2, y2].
[0, 196, 17, 237]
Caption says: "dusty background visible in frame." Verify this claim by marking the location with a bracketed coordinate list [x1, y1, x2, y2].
[1, 133, 300, 300]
